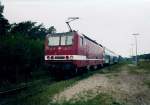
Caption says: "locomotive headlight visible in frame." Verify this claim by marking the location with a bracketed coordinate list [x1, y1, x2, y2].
[70, 56, 73, 60]
[47, 56, 50, 60]
[66, 56, 69, 60]
[51, 56, 54, 59]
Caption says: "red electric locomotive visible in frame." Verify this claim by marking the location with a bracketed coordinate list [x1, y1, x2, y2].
[45, 31, 104, 76]
[44, 17, 119, 77]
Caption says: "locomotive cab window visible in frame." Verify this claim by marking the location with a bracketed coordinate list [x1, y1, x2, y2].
[60, 36, 66, 45]
[66, 35, 73, 45]
[48, 36, 60, 46]
[48, 34, 73, 46]
[60, 35, 73, 45]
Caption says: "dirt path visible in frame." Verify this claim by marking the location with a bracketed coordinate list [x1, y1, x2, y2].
[53, 74, 109, 101]
[52, 65, 150, 105]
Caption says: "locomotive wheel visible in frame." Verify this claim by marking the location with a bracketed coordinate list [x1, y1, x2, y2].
[98, 64, 103, 69]
[70, 67, 78, 77]
[74, 67, 78, 75]
[90, 65, 97, 71]
[86, 66, 90, 72]
[94, 65, 98, 70]
[77, 68, 85, 75]
[63, 64, 78, 79]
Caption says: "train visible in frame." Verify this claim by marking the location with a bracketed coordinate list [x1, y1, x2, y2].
[44, 31, 119, 77]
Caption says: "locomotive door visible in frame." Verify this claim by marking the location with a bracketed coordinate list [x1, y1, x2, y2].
[85, 39, 89, 66]
[79, 37, 85, 67]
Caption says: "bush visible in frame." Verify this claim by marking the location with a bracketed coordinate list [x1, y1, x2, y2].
[0, 34, 44, 84]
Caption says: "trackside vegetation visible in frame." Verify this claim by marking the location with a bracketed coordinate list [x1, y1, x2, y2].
[0, 2, 56, 88]
[0, 35, 46, 87]
[0, 64, 125, 105]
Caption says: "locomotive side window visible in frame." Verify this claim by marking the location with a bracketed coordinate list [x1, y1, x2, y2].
[80, 37, 83, 46]
[48, 36, 60, 46]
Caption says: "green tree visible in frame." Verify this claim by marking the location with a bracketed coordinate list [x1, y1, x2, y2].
[10, 21, 36, 36]
[0, 2, 10, 36]
[47, 26, 56, 34]
[10, 21, 56, 39]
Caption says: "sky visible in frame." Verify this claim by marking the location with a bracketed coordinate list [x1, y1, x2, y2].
[1, 0, 150, 57]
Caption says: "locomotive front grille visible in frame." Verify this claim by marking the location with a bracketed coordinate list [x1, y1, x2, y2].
[55, 56, 65, 59]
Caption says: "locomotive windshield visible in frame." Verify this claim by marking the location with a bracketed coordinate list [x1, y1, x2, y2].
[48, 36, 60, 46]
[48, 34, 73, 46]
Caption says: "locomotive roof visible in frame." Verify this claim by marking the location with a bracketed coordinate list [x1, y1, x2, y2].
[104, 47, 118, 56]
[82, 34, 103, 47]
[47, 31, 103, 47]
[47, 31, 74, 36]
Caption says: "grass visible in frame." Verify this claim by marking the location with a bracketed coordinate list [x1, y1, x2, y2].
[17, 61, 149, 105]
[2, 72, 96, 105]
[98, 63, 126, 74]
[47, 63, 126, 105]
[138, 61, 150, 70]
[0, 62, 129, 105]
[0, 69, 50, 92]
[50, 93, 124, 105]
[4, 78, 79, 105]
[128, 61, 150, 89]
[138, 61, 150, 88]
[128, 61, 150, 74]
[144, 80, 150, 88]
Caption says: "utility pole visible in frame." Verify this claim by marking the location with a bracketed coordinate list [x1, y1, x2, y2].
[130, 43, 134, 62]
[132, 33, 139, 66]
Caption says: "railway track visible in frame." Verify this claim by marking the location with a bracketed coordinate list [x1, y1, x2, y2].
[0, 77, 54, 97]
[0, 85, 28, 96]
[0, 78, 56, 105]
[0, 84, 29, 105]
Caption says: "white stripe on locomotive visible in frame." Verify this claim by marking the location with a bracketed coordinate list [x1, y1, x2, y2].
[45, 55, 104, 61]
